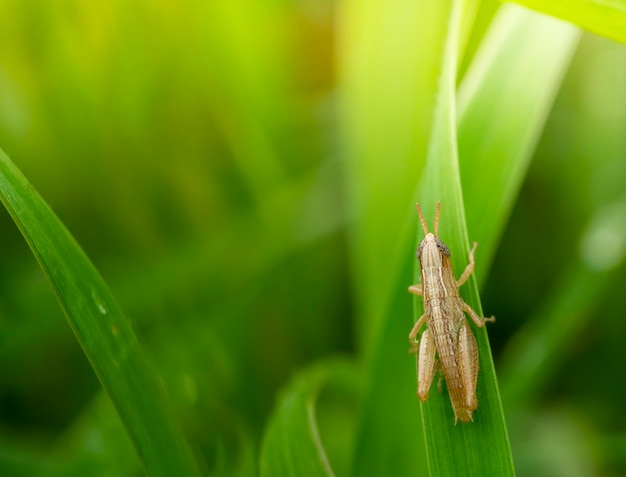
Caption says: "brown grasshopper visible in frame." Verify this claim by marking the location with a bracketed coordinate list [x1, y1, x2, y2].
[408, 202, 494, 423]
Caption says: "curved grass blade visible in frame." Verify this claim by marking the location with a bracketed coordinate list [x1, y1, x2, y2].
[505, 0, 626, 44]
[260, 360, 356, 477]
[0, 148, 202, 477]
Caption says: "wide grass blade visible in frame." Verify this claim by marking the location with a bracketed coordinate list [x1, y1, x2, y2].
[505, 0, 626, 43]
[0, 148, 202, 477]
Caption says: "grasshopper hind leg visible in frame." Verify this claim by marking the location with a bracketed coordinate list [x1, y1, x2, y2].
[416, 329, 437, 401]
[455, 321, 480, 423]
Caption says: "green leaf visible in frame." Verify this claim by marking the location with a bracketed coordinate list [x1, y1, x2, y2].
[260, 360, 356, 477]
[505, 0, 626, 44]
[0, 148, 202, 477]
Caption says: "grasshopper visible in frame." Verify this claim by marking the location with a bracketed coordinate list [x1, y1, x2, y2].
[408, 202, 494, 423]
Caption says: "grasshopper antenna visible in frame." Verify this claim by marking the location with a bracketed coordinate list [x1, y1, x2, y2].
[433, 201, 441, 237]
[415, 203, 429, 235]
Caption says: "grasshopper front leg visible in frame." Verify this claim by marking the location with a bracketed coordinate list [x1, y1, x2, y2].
[456, 242, 477, 287]
[408, 313, 427, 350]
[408, 284, 423, 296]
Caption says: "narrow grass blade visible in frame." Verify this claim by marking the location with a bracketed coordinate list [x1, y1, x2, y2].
[505, 0, 626, 43]
[414, 0, 514, 475]
[0, 148, 202, 477]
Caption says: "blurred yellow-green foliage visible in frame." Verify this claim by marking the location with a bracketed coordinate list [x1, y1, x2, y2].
[0, 0, 626, 475]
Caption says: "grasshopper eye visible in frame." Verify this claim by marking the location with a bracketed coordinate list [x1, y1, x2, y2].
[436, 239, 450, 257]
[417, 241, 425, 260]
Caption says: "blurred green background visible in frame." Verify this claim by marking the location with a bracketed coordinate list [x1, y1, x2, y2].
[0, 0, 625, 476]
